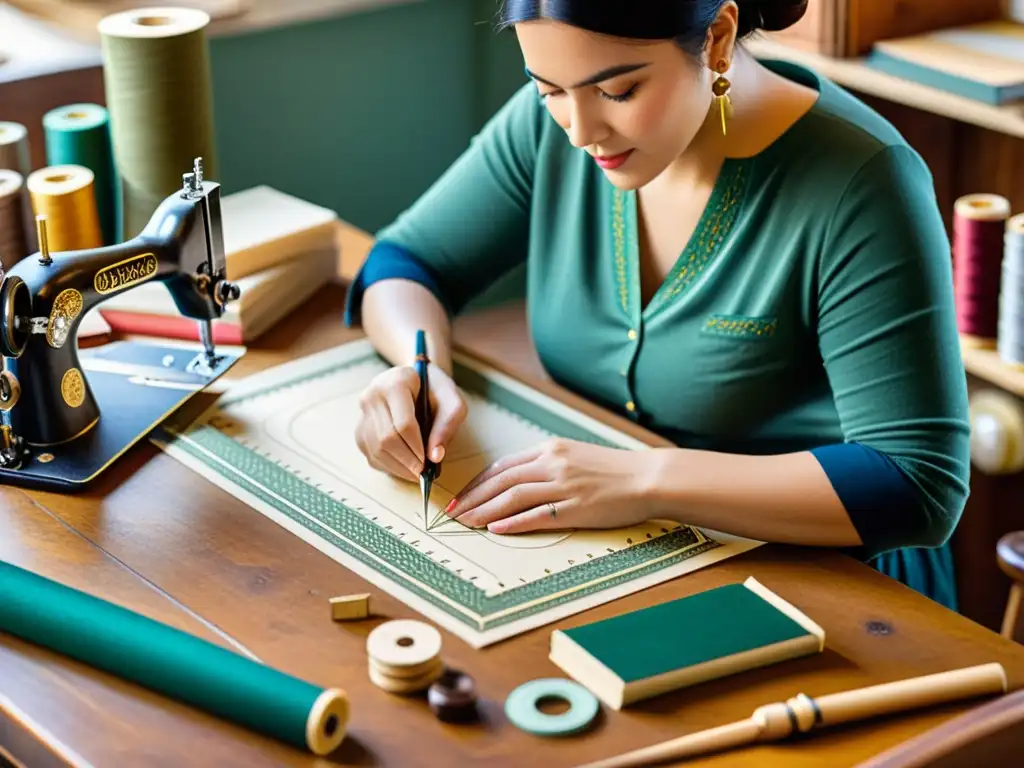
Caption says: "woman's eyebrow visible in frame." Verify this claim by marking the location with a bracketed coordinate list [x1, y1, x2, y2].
[525, 63, 650, 89]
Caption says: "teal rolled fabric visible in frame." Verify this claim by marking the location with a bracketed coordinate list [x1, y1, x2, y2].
[0, 561, 351, 756]
[43, 103, 119, 245]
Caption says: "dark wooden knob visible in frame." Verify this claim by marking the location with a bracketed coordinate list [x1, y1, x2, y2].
[997, 531, 1024, 582]
[427, 669, 477, 723]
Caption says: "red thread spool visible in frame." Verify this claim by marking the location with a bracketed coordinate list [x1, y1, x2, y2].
[954, 194, 1010, 346]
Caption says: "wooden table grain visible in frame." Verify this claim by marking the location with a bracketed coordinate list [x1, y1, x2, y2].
[3, 283, 1024, 768]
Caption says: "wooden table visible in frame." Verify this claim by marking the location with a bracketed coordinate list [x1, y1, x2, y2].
[3, 284, 1024, 768]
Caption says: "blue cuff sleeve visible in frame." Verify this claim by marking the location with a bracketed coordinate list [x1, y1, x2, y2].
[810, 442, 926, 559]
[343, 241, 449, 327]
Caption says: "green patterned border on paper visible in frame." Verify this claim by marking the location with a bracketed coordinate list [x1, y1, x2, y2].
[157, 347, 720, 632]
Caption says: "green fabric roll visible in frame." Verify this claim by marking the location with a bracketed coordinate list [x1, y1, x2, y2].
[42, 104, 119, 246]
[0, 561, 349, 755]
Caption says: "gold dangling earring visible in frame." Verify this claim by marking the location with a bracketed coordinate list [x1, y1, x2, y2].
[711, 60, 732, 137]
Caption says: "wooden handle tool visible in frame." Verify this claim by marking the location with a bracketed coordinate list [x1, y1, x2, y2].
[577, 663, 1008, 768]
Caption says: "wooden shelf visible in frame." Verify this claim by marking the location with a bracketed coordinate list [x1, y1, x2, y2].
[747, 36, 1024, 139]
[962, 340, 1024, 397]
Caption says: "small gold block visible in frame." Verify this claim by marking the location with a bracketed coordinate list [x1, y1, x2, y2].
[330, 593, 371, 621]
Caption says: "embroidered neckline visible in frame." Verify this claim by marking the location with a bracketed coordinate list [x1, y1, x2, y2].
[612, 190, 629, 314]
[611, 158, 749, 320]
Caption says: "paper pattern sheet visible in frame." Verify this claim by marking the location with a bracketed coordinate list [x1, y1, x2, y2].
[153, 339, 762, 647]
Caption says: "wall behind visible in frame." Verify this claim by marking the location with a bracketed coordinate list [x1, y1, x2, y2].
[209, 0, 526, 235]
[208, 0, 529, 305]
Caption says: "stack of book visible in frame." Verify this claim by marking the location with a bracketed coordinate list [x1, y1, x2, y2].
[867, 20, 1024, 106]
[98, 185, 340, 344]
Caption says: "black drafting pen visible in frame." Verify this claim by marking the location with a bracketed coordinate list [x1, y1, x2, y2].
[414, 329, 439, 524]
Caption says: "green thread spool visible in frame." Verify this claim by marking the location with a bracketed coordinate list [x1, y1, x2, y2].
[0, 561, 351, 756]
[98, 8, 218, 240]
[43, 103, 119, 246]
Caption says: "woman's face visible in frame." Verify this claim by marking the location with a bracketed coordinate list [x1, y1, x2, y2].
[516, 20, 714, 190]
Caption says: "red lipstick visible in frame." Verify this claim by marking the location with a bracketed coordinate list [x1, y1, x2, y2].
[593, 150, 634, 170]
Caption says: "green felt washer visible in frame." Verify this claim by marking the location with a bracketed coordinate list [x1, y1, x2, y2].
[504, 678, 599, 737]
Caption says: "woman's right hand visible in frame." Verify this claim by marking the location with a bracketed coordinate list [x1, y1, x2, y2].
[355, 363, 467, 482]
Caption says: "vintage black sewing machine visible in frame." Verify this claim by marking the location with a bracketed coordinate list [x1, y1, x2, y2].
[0, 158, 243, 491]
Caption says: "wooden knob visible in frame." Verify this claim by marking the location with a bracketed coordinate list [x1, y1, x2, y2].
[427, 669, 478, 723]
[997, 531, 1024, 583]
[969, 390, 1024, 474]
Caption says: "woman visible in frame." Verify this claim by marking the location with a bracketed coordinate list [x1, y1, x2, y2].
[344, 0, 971, 611]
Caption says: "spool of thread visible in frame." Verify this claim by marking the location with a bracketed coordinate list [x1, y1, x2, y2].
[0, 560, 351, 756]
[27, 165, 104, 253]
[366, 619, 445, 694]
[43, 103, 119, 246]
[0, 121, 30, 176]
[0, 170, 29, 270]
[0, 121, 37, 252]
[953, 193, 1010, 347]
[99, 8, 218, 241]
[999, 213, 1024, 367]
[968, 389, 1024, 475]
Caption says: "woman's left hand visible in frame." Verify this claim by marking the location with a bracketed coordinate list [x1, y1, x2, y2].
[442, 438, 658, 534]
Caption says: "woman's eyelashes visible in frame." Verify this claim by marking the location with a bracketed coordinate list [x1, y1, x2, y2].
[538, 83, 640, 103]
[600, 83, 639, 102]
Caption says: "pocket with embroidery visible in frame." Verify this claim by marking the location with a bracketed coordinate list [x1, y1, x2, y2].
[690, 313, 789, 432]
[701, 314, 778, 341]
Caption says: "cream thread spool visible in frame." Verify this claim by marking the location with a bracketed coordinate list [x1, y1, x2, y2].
[969, 389, 1024, 475]
[0, 170, 29, 270]
[27, 165, 103, 253]
[0, 122, 30, 176]
[366, 619, 445, 695]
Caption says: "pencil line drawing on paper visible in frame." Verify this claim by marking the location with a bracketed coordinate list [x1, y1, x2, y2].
[153, 339, 762, 647]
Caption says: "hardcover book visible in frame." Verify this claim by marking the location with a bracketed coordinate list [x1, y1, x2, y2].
[549, 577, 825, 709]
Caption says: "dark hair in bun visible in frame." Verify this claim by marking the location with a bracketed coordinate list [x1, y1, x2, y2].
[746, 1, 809, 34]
[498, 1, 808, 58]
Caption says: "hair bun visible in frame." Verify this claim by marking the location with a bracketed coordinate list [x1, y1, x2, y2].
[741, 0, 809, 34]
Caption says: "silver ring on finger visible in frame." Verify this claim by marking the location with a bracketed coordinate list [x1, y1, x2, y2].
[547, 502, 557, 519]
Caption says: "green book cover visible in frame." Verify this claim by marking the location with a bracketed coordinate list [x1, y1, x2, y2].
[549, 577, 825, 709]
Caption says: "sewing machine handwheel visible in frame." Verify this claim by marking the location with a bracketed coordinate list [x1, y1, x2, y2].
[0, 275, 30, 358]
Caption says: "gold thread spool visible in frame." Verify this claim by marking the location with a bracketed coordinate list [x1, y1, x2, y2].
[27, 165, 103, 253]
[99, 7, 217, 240]
[0, 170, 29, 271]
